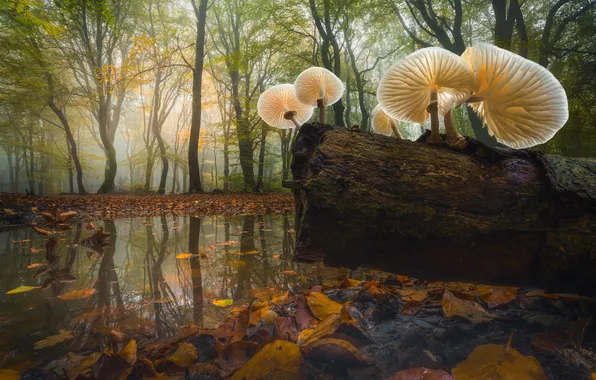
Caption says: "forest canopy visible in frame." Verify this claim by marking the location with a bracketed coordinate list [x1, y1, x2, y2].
[0, 0, 594, 195]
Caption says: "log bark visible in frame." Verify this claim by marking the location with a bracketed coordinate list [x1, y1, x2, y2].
[289, 123, 596, 295]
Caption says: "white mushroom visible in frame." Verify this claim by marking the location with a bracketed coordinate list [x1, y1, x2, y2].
[461, 43, 569, 149]
[294, 67, 344, 125]
[377, 47, 473, 145]
[257, 84, 314, 129]
[372, 105, 403, 138]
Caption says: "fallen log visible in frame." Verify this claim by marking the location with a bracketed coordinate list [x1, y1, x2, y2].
[288, 123, 596, 295]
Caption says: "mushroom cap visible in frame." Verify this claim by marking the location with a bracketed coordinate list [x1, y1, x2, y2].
[462, 43, 569, 149]
[257, 84, 314, 129]
[372, 105, 397, 136]
[294, 67, 344, 107]
[377, 47, 473, 124]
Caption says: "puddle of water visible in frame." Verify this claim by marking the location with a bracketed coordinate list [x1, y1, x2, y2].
[0, 215, 362, 369]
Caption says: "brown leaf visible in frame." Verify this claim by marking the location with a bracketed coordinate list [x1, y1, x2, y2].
[231, 340, 301, 380]
[340, 278, 362, 288]
[480, 286, 518, 308]
[303, 337, 367, 366]
[297, 314, 342, 348]
[442, 291, 494, 324]
[306, 291, 342, 320]
[34, 330, 73, 349]
[274, 316, 299, 342]
[295, 294, 318, 330]
[386, 367, 454, 380]
[58, 211, 78, 223]
[158, 342, 197, 368]
[33, 225, 53, 236]
[218, 340, 259, 375]
[396, 288, 428, 302]
[0, 369, 19, 380]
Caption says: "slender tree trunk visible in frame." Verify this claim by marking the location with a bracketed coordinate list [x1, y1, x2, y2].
[151, 74, 169, 194]
[171, 162, 178, 194]
[254, 125, 268, 192]
[223, 139, 230, 192]
[97, 102, 118, 193]
[67, 145, 74, 194]
[48, 101, 87, 194]
[188, 0, 208, 193]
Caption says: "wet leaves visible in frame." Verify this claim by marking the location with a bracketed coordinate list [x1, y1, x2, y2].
[118, 340, 137, 366]
[0, 369, 20, 380]
[175, 253, 193, 259]
[212, 299, 233, 307]
[34, 329, 73, 349]
[452, 341, 548, 380]
[306, 291, 342, 320]
[231, 340, 301, 380]
[480, 286, 518, 308]
[5, 285, 40, 294]
[442, 291, 494, 324]
[303, 337, 367, 365]
[57, 288, 96, 300]
[386, 367, 453, 380]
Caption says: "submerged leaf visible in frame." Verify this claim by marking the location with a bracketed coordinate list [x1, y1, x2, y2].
[34, 330, 73, 349]
[6, 285, 40, 295]
[481, 286, 518, 308]
[386, 367, 453, 380]
[303, 337, 367, 366]
[27, 263, 46, 269]
[57, 289, 96, 301]
[452, 343, 548, 380]
[0, 369, 19, 380]
[167, 342, 198, 367]
[231, 340, 301, 380]
[176, 253, 193, 259]
[442, 291, 494, 324]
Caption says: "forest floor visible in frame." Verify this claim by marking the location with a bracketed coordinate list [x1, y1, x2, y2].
[0, 192, 295, 230]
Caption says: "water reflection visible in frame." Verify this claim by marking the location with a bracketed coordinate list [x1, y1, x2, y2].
[0, 214, 353, 368]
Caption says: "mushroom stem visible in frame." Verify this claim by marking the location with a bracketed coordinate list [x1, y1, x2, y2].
[317, 97, 327, 125]
[426, 90, 443, 144]
[390, 120, 404, 139]
[444, 110, 467, 149]
[283, 111, 302, 129]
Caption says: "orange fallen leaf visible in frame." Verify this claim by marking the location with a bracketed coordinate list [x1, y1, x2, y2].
[212, 299, 233, 307]
[442, 291, 494, 324]
[340, 279, 362, 288]
[118, 340, 137, 366]
[303, 337, 367, 365]
[284, 269, 297, 276]
[0, 369, 19, 380]
[34, 330, 73, 349]
[27, 263, 46, 269]
[175, 253, 193, 259]
[396, 288, 428, 302]
[481, 286, 518, 308]
[57, 289, 96, 301]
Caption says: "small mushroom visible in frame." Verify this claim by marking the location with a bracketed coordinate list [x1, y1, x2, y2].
[461, 43, 568, 149]
[377, 47, 473, 145]
[294, 67, 344, 125]
[257, 84, 314, 129]
[372, 105, 403, 138]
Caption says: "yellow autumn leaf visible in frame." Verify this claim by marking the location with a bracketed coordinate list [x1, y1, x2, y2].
[340, 278, 362, 288]
[306, 291, 342, 320]
[244, 250, 260, 255]
[442, 291, 494, 324]
[119, 340, 137, 366]
[212, 299, 233, 307]
[0, 369, 19, 380]
[57, 289, 96, 301]
[34, 330, 73, 349]
[176, 253, 193, 259]
[249, 304, 272, 325]
[232, 340, 301, 380]
[6, 285, 40, 295]
[297, 313, 342, 347]
[452, 343, 548, 380]
[167, 342, 198, 367]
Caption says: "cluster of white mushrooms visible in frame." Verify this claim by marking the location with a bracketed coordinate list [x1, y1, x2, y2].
[257, 42, 569, 150]
[257, 67, 344, 129]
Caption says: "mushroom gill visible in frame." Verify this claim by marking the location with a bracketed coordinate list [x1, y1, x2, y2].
[294, 67, 344, 125]
[257, 84, 314, 129]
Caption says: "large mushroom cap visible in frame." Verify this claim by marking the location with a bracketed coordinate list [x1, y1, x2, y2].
[377, 47, 473, 124]
[257, 84, 314, 129]
[372, 105, 396, 136]
[294, 67, 344, 107]
[462, 43, 568, 149]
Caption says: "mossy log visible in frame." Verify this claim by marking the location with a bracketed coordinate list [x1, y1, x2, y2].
[288, 123, 596, 295]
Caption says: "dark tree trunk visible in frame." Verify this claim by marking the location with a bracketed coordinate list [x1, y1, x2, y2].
[189, 216, 203, 325]
[289, 124, 596, 296]
[188, 0, 208, 193]
[48, 101, 87, 194]
[254, 125, 268, 192]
